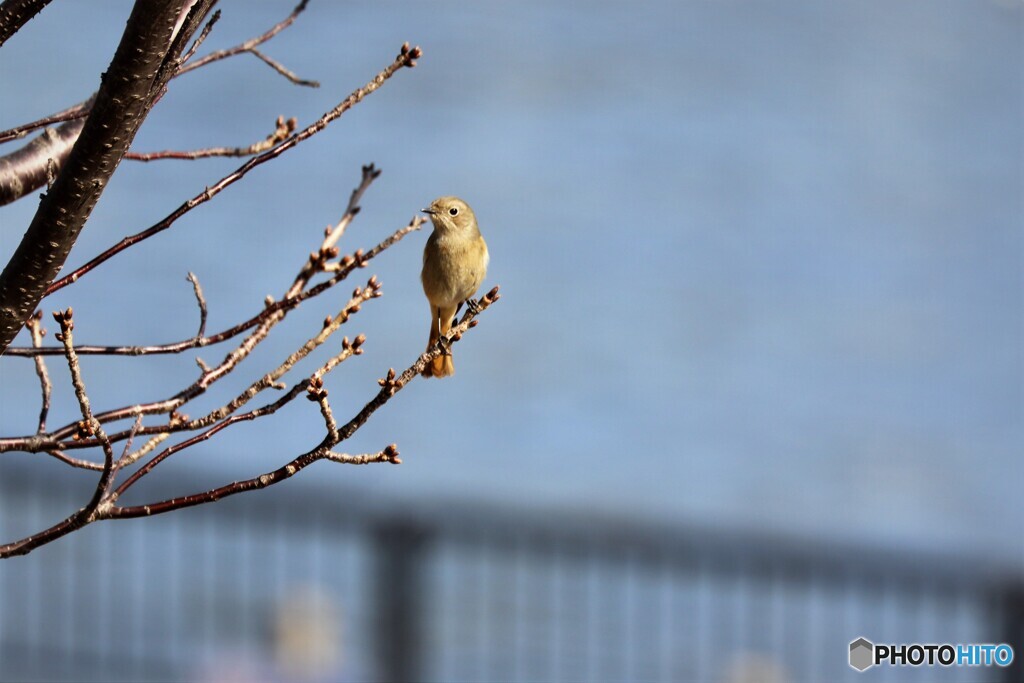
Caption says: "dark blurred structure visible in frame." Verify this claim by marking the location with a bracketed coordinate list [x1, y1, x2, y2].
[0, 461, 1020, 683]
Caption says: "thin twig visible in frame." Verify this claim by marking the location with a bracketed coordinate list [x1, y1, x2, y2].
[0, 0, 300, 148]
[176, 0, 310, 76]
[1, 196, 417, 457]
[0, 311, 119, 558]
[179, 8, 220, 66]
[25, 311, 50, 433]
[107, 287, 499, 519]
[109, 444, 399, 518]
[110, 311, 366, 499]
[186, 272, 208, 339]
[41, 449, 104, 471]
[0, 287, 500, 556]
[45, 43, 421, 295]
[5, 211, 421, 360]
[10, 274, 377, 454]
[0, 0, 56, 49]
[114, 415, 145, 473]
[125, 116, 297, 162]
[52, 309, 116, 500]
[246, 49, 319, 87]
[118, 432, 170, 470]
[0, 100, 90, 145]
[112, 382, 310, 499]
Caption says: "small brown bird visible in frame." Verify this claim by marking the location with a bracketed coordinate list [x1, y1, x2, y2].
[420, 196, 489, 378]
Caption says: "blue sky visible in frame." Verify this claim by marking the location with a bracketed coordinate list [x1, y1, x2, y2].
[1, 0, 1020, 567]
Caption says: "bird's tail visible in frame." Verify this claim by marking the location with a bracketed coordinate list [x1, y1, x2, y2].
[422, 306, 456, 378]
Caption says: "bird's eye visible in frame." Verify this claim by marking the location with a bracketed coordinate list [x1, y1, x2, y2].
[448, 207, 459, 216]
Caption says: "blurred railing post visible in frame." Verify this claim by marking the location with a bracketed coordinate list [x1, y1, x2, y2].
[371, 517, 432, 683]
[999, 581, 1024, 683]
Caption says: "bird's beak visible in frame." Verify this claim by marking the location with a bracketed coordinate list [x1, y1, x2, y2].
[421, 207, 434, 215]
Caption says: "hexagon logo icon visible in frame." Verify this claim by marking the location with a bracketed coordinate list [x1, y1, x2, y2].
[849, 637, 874, 671]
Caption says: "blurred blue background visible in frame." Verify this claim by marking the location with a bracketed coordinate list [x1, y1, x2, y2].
[0, 1, 1021, 681]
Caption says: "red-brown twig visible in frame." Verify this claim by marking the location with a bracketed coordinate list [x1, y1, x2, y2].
[0, 98, 92, 146]
[0, 0, 301, 148]
[106, 288, 499, 519]
[125, 115, 297, 162]
[176, 0, 309, 76]
[112, 381, 311, 499]
[40, 449, 104, 472]
[42, 275, 376, 452]
[0, 285, 500, 558]
[45, 43, 421, 296]
[51, 309, 116, 493]
[245, 48, 319, 88]
[109, 444, 400, 519]
[1, 187, 420, 460]
[0, 310, 118, 557]
[178, 7, 220, 66]
[5, 187, 421, 360]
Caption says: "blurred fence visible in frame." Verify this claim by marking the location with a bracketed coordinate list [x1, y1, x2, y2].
[0, 461, 1020, 682]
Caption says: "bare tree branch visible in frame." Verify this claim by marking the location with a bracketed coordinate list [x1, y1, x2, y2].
[0, 286, 501, 559]
[0, 98, 92, 146]
[0, 0, 53, 47]
[0, 0, 217, 353]
[246, 48, 319, 87]
[178, 6, 219, 65]
[0, 309, 118, 557]
[106, 286, 499, 520]
[24, 311, 50, 433]
[0, 0, 305, 147]
[110, 445, 399, 519]
[0, 118, 85, 206]
[125, 115, 297, 162]
[1, 169, 419, 461]
[186, 271, 208, 339]
[3, 213, 422, 360]
[40, 449, 105, 472]
[0, 2, 309, 204]
[44, 44, 422, 297]
[176, 0, 309, 76]
[0, 2, 495, 564]
[0, 174, 501, 559]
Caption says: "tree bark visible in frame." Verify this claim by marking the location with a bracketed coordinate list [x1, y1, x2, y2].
[0, 118, 86, 206]
[0, 0, 53, 46]
[0, 0, 211, 352]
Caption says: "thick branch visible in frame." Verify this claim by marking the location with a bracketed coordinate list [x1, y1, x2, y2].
[0, 0, 53, 47]
[0, 0, 213, 353]
[0, 118, 86, 206]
